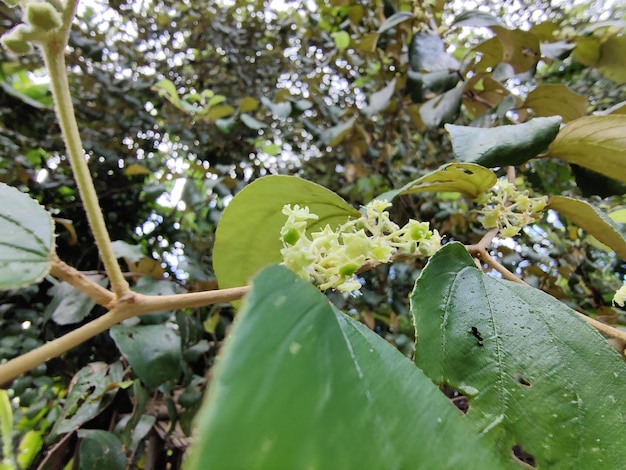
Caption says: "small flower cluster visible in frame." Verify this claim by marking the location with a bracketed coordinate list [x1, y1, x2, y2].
[476, 179, 547, 238]
[613, 284, 626, 307]
[1, 0, 63, 55]
[280, 200, 441, 292]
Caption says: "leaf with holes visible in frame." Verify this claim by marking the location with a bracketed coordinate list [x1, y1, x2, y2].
[213, 175, 359, 293]
[0, 182, 54, 290]
[446, 116, 562, 167]
[411, 242, 626, 468]
[375, 163, 496, 202]
[186, 265, 501, 469]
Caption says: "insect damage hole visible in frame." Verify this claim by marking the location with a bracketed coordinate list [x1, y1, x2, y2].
[512, 444, 537, 467]
[440, 385, 470, 414]
[514, 371, 532, 387]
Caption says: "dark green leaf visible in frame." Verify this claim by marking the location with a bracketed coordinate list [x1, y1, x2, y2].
[547, 196, 626, 258]
[50, 363, 123, 438]
[412, 243, 626, 468]
[446, 116, 562, 167]
[110, 324, 182, 389]
[407, 69, 460, 103]
[409, 31, 459, 72]
[77, 430, 125, 470]
[186, 265, 500, 470]
[0, 182, 54, 290]
[213, 176, 359, 293]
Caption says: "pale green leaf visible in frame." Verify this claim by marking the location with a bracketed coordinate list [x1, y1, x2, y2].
[240, 113, 267, 130]
[446, 116, 562, 167]
[213, 176, 359, 293]
[598, 34, 626, 84]
[547, 196, 626, 259]
[185, 265, 501, 470]
[412, 243, 626, 468]
[375, 162, 497, 202]
[332, 31, 350, 50]
[0, 182, 54, 290]
[548, 115, 626, 183]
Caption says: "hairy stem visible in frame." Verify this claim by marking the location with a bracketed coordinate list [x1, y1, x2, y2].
[0, 286, 249, 384]
[41, 8, 129, 298]
[49, 256, 116, 306]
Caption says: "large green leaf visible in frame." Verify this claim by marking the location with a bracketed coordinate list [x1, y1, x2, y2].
[411, 243, 626, 468]
[375, 163, 496, 202]
[0, 182, 54, 290]
[185, 265, 501, 470]
[109, 324, 182, 389]
[213, 175, 359, 291]
[446, 116, 562, 167]
[547, 196, 626, 259]
[548, 115, 626, 183]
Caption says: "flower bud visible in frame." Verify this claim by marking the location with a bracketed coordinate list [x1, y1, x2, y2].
[26, 2, 62, 32]
[1, 24, 32, 55]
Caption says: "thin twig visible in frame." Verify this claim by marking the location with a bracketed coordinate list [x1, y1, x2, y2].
[0, 286, 249, 384]
[49, 256, 115, 307]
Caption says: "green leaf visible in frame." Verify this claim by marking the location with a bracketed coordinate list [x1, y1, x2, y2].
[446, 116, 562, 167]
[409, 31, 459, 72]
[598, 33, 626, 84]
[152, 78, 182, 108]
[548, 115, 626, 182]
[261, 97, 292, 119]
[547, 196, 626, 259]
[524, 84, 587, 123]
[111, 240, 144, 262]
[77, 430, 125, 470]
[109, 324, 182, 389]
[375, 163, 496, 202]
[453, 10, 503, 27]
[0, 182, 54, 290]
[319, 116, 356, 146]
[185, 265, 500, 470]
[45, 275, 108, 325]
[419, 84, 464, 128]
[0, 390, 13, 464]
[407, 69, 460, 103]
[411, 243, 626, 468]
[240, 112, 267, 130]
[213, 175, 359, 293]
[377, 10, 413, 34]
[331, 31, 350, 50]
[363, 78, 396, 117]
[50, 363, 123, 438]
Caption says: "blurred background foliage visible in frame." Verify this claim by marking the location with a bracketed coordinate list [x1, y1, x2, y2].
[0, 0, 625, 467]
